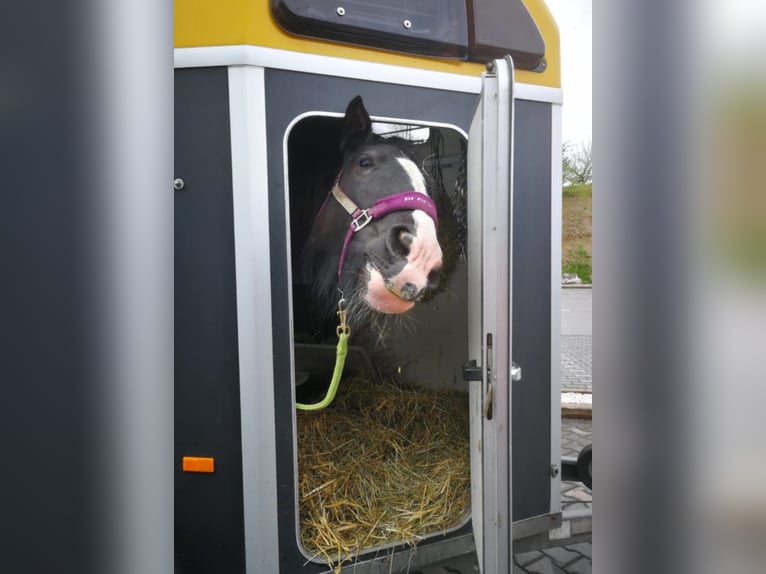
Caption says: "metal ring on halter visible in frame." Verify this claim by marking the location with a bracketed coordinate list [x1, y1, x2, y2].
[351, 209, 372, 232]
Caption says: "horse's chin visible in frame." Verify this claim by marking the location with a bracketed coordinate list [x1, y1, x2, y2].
[364, 267, 415, 314]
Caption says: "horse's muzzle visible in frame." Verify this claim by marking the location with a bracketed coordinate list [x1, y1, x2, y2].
[382, 279, 423, 303]
[362, 208, 442, 314]
[364, 264, 416, 314]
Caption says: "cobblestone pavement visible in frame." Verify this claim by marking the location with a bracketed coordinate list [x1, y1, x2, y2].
[414, 538, 592, 574]
[561, 336, 592, 393]
[512, 542, 592, 574]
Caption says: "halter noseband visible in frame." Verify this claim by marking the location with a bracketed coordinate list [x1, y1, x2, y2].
[330, 180, 439, 280]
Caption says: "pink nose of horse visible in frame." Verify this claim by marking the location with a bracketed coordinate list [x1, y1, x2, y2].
[385, 223, 443, 300]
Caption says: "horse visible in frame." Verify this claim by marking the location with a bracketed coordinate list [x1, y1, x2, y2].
[298, 96, 449, 341]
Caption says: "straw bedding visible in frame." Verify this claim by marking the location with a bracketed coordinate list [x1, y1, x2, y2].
[297, 374, 471, 569]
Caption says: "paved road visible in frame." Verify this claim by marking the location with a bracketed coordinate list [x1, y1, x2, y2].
[561, 288, 591, 336]
[561, 336, 592, 393]
[561, 287, 592, 394]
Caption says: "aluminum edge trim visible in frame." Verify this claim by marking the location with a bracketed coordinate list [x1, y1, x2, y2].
[281, 109, 470, 565]
[228, 65, 280, 574]
[549, 102, 563, 514]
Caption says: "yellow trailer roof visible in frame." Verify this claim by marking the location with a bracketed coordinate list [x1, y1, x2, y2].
[175, 0, 560, 88]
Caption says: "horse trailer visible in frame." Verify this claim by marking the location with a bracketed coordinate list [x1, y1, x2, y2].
[175, 2, 566, 572]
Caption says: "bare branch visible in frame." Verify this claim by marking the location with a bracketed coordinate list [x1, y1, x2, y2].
[562, 139, 592, 185]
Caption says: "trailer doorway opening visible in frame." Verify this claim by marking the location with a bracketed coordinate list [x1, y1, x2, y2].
[284, 111, 473, 566]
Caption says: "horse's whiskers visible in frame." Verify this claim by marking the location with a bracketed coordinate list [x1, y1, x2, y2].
[342, 281, 416, 347]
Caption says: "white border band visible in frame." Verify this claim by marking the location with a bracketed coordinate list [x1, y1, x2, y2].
[175, 45, 563, 104]
[280, 111, 471, 565]
[549, 102, 563, 514]
[228, 65, 280, 574]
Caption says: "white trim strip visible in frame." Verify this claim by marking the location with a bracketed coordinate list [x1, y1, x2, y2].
[515, 82, 564, 105]
[174, 45, 563, 104]
[228, 65, 280, 574]
[549, 103, 563, 514]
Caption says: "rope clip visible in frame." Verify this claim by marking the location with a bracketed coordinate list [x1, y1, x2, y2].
[336, 298, 350, 337]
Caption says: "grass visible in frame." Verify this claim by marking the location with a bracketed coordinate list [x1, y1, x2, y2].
[563, 242, 592, 284]
[562, 183, 592, 284]
[563, 182, 592, 198]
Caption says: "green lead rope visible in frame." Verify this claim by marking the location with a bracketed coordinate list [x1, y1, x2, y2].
[295, 331, 349, 411]
[296, 298, 350, 411]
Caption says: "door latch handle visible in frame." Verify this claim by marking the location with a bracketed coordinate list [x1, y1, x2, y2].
[483, 382, 494, 419]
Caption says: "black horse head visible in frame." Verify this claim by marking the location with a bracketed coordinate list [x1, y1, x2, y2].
[300, 97, 445, 334]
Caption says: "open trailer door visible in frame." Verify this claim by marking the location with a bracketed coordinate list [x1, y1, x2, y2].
[466, 55, 515, 574]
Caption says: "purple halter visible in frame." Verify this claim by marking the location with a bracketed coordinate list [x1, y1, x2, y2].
[328, 182, 439, 280]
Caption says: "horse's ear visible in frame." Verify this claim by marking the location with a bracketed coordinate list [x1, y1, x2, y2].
[340, 96, 372, 154]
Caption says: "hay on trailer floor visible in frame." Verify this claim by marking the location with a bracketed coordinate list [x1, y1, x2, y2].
[297, 374, 471, 569]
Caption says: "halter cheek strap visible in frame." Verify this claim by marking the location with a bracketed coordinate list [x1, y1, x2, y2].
[331, 183, 439, 280]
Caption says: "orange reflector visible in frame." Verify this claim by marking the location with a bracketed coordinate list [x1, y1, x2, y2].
[182, 456, 215, 473]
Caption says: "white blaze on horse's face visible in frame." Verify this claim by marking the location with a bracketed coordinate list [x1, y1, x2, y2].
[364, 157, 443, 314]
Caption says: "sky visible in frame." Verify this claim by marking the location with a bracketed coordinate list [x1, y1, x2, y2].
[545, 0, 592, 146]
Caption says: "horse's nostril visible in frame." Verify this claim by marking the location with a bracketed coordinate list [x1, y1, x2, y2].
[388, 226, 414, 257]
[401, 282, 419, 300]
[427, 268, 442, 288]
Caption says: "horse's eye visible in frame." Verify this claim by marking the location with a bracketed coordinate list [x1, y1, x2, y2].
[359, 156, 373, 168]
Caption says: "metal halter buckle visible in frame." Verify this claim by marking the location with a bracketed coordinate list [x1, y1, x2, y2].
[351, 209, 372, 232]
